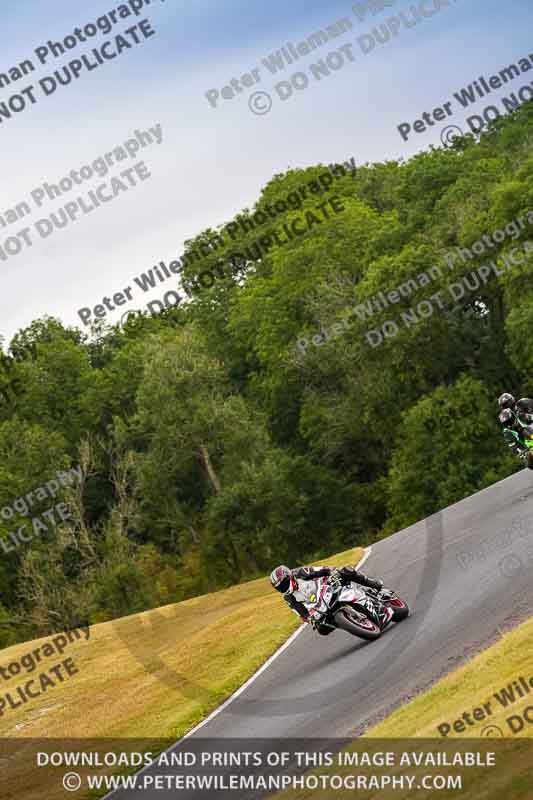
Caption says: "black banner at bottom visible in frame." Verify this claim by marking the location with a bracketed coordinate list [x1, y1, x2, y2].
[1, 737, 532, 800]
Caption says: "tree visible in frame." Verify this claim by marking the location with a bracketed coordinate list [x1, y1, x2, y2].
[386, 375, 517, 531]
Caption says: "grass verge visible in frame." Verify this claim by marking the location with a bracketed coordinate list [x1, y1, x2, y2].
[0, 546, 363, 799]
[274, 613, 533, 800]
[366, 614, 533, 739]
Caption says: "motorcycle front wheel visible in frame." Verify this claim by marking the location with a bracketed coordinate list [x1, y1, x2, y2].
[333, 606, 381, 641]
[389, 597, 409, 622]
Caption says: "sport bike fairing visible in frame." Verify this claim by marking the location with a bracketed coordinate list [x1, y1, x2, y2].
[291, 577, 326, 608]
[292, 577, 366, 615]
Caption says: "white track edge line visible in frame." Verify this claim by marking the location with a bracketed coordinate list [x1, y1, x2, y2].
[178, 545, 372, 741]
[103, 545, 372, 796]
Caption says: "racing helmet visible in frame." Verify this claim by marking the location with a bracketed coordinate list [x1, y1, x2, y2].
[499, 408, 516, 427]
[498, 393, 516, 411]
[270, 565, 294, 594]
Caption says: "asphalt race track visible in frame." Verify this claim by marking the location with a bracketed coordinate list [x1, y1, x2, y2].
[106, 469, 533, 798]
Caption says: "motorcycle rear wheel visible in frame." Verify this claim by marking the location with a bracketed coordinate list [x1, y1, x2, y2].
[333, 606, 381, 641]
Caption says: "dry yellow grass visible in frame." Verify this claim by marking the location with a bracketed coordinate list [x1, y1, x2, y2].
[0, 547, 363, 799]
[275, 617, 533, 800]
[366, 614, 533, 739]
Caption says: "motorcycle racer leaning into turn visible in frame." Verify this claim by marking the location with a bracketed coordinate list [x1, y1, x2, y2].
[498, 393, 533, 467]
[270, 564, 393, 635]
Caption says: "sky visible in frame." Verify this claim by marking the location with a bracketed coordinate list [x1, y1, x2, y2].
[1, 0, 533, 345]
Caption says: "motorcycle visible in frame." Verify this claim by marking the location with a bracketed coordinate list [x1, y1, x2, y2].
[309, 572, 409, 641]
[509, 420, 533, 468]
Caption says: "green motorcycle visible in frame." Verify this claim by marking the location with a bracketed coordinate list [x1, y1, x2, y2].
[505, 418, 533, 468]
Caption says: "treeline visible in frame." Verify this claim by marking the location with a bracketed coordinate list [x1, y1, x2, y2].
[2, 103, 533, 647]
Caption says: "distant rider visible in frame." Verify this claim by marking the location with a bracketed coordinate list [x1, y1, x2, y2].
[269, 564, 387, 635]
[498, 393, 533, 467]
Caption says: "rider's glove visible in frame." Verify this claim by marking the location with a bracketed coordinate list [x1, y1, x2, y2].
[307, 610, 322, 628]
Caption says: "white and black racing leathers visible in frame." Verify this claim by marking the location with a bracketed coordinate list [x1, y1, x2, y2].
[283, 565, 382, 635]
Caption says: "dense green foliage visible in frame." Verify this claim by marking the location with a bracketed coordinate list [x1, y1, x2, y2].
[3, 104, 533, 646]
